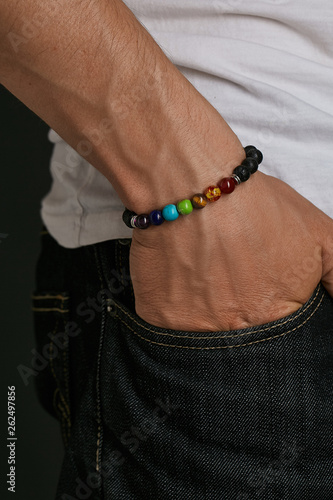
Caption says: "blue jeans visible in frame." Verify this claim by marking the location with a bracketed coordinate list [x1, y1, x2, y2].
[32, 230, 333, 499]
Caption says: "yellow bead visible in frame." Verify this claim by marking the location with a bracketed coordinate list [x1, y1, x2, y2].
[203, 185, 221, 202]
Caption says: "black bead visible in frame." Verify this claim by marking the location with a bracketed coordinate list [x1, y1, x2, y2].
[233, 165, 251, 182]
[244, 145, 256, 155]
[241, 157, 258, 174]
[122, 209, 136, 228]
[245, 145, 263, 164]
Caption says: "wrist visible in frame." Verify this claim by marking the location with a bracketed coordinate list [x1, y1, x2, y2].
[123, 145, 263, 231]
[97, 63, 246, 213]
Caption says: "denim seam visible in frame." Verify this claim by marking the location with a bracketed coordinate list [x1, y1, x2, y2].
[31, 294, 69, 301]
[115, 290, 324, 350]
[49, 342, 71, 416]
[31, 307, 70, 313]
[48, 308, 71, 445]
[58, 397, 70, 446]
[52, 388, 69, 446]
[53, 389, 71, 446]
[93, 245, 106, 499]
[114, 285, 322, 340]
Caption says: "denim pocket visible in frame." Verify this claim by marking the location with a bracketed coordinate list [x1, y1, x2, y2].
[111, 282, 328, 350]
[98, 282, 333, 499]
[31, 291, 72, 446]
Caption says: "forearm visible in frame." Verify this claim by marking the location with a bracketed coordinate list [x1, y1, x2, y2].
[0, 0, 244, 211]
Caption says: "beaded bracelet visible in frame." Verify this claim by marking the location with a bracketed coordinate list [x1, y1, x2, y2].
[122, 145, 263, 229]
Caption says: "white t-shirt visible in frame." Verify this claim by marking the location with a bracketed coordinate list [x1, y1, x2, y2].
[41, 0, 333, 248]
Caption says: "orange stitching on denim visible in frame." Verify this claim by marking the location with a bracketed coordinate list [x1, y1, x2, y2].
[115, 291, 324, 350]
[58, 299, 71, 416]
[49, 339, 71, 418]
[115, 285, 322, 340]
[32, 290, 71, 442]
[53, 390, 70, 445]
[57, 392, 71, 429]
[46, 301, 71, 434]
[31, 307, 70, 313]
[54, 389, 71, 446]
[31, 294, 69, 300]
[58, 304, 71, 421]
[49, 328, 58, 389]
[94, 246, 105, 476]
[57, 395, 71, 431]
[53, 389, 67, 446]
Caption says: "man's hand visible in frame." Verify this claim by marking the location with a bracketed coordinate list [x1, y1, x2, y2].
[130, 171, 333, 331]
[1, 0, 331, 334]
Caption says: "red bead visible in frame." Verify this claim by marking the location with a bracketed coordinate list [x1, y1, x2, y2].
[217, 177, 236, 194]
[203, 185, 221, 202]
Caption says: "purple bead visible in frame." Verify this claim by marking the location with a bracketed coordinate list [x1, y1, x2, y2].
[135, 214, 151, 229]
[149, 210, 164, 225]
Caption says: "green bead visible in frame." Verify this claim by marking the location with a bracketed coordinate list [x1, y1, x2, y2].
[176, 199, 193, 215]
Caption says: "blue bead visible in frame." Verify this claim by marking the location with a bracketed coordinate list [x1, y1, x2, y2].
[149, 210, 164, 226]
[162, 204, 179, 221]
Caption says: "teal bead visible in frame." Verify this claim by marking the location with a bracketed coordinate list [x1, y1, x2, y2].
[162, 204, 179, 221]
[177, 199, 193, 215]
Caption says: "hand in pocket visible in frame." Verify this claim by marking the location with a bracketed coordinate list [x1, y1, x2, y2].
[130, 172, 333, 332]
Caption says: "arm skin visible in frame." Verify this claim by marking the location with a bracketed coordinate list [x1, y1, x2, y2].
[1, 0, 332, 330]
[0, 0, 244, 211]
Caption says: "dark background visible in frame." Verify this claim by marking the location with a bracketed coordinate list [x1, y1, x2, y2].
[1, 84, 63, 500]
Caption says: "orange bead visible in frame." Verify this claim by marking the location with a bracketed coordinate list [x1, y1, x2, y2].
[191, 193, 208, 209]
[203, 185, 221, 202]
